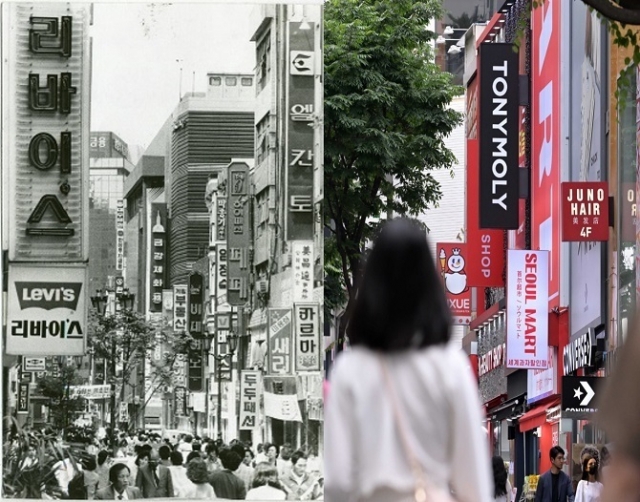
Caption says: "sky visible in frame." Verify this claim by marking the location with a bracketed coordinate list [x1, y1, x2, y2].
[90, 2, 258, 151]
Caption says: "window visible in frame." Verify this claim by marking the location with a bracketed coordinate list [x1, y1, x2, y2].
[257, 34, 271, 92]
[225, 76, 237, 86]
[241, 77, 253, 86]
[209, 76, 222, 86]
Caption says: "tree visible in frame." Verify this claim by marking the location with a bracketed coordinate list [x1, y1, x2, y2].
[37, 362, 86, 434]
[324, 0, 463, 351]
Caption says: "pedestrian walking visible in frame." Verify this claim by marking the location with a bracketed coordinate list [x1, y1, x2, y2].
[246, 463, 287, 500]
[167, 450, 192, 498]
[135, 449, 173, 498]
[534, 446, 575, 502]
[95, 463, 142, 500]
[575, 455, 602, 502]
[324, 217, 492, 502]
[184, 457, 217, 499]
[208, 449, 247, 500]
[492, 456, 512, 502]
[280, 451, 322, 500]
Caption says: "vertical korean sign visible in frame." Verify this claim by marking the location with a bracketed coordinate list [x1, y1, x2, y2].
[437, 243, 472, 325]
[267, 309, 292, 374]
[149, 203, 167, 313]
[531, 0, 561, 310]
[216, 171, 229, 309]
[506, 250, 549, 369]
[239, 370, 259, 431]
[227, 162, 250, 306]
[173, 285, 188, 389]
[286, 21, 315, 240]
[294, 304, 321, 372]
[292, 241, 313, 302]
[17, 383, 30, 414]
[187, 272, 204, 392]
[116, 200, 125, 271]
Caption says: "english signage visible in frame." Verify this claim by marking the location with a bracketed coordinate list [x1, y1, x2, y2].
[562, 182, 608, 241]
[561, 376, 602, 416]
[437, 243, 471, 325]
[563, 331, 595, 375]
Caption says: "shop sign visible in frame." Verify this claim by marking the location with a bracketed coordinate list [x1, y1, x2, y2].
[293, 241, 314, 302]
[286, 22, 316, 240]
[173, 353, 188, 389]
[478, 342, 506, 377]
[466, 77, 505, 287]
[561, 376, 603, 415]
[531, 0, 561, 310]
[506, 250, 549, 369]
[307, 398, 323, 421]
[162, 290, 174, 329]
[563, 331, 594, 375]
[174, 386, 187, 417]
[527, 347, 557, 404]
[267, 309, 292, 374]
[70, 384, 110, 400]
[239, 370, 259, 430]
[478, 43, 520, 229]
[17, 382, 30, 414]
[294, 303, 321, 372]
[6, 265, 86, 355]
[116, 200, 125, 271]
[263, 375, 302, 422]
[149, 203, 166, 312]
[561, 183, 608, 241]
[227, 162, 250, 306]
[188, 272, 204, 338]
[437, 243, 471, 324]
[23, 357, 46, 372]
[173, 285, 188, 333]
[188, 345, 204, 393]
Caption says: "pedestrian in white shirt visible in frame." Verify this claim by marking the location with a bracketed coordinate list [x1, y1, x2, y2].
[492, 456, 512, 502]
[324, 217, 493, 502]
[575, 455, 603, 502]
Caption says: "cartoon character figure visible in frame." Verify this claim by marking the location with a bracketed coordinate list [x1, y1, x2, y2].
[441, 248, 469, 295]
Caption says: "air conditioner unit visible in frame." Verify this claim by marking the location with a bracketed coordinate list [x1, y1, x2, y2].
[256, 279, 269, 294]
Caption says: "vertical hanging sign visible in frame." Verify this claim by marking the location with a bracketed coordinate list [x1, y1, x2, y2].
[239, 370, 259, 430]
[188, 272, 204, 338]
[437, 243, 472, 325]
[149, 203, 167, 313]
[294, 303, 321, 372]
[116, 200, 125, 271]
[227, 162, 250, 306]
[292, 241, 314, 302]
[285, 22, 316, 240]
[267, 309, 292, 374]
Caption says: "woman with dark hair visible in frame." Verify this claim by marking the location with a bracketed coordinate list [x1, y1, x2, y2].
[492, 456, 511, 502]
[324, 218, 492, 502]
[575, 454, 603, 502]
[184, 457, 216, 499]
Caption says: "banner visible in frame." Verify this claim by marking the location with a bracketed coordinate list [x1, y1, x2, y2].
[116, 200, 125, 271]
[267, 309, 292, 374]
[506, 250, 549, 369]
[478, 43, 520, 229]
[562, 182, 608, 241]
[294, 303, 321, 371]
[263, 375, 302, 422]
[227, 162, 250, 306]
[70, 384, 110, 400]
[436, 243, 471, 325]
[292, 241, 314, 302]
[239, 370, 259, 430]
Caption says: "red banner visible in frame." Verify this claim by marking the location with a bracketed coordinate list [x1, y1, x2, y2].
[531, 0, 561, 309]
[561, 182, 608, 241]
[437, 243, 471, 325]
[466, 76, 505, 287]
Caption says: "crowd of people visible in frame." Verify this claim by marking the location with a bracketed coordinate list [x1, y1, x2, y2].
[4, 428, 324, 500]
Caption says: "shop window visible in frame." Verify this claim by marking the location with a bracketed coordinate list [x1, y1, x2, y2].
[225, 76, 237, 86]
[241, 77, 253, 86]
[209, 76, 222, 86]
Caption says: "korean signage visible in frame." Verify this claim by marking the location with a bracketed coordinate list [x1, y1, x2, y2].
[263, 375, 302, 422]
[17, 383, 30, 414]
[294, 303, 321, 372]
[149, 203, 166, 312]
[70, 384, 110, 400]
[6, 265, 86, 355]
[561, 376, 602, 417]
[174, 386, 187, 417]
[188, 342, 204, 392]
[478, 43, 520, 229]
[173, 285, 188, 333]
[116, 199, 125, 271]
[163, 289, 174, 329]
[531, 0, 561, 310]
[506, 250, 549, 369]
[89, 132, 129, 159]
[437, 243, 471, 325]
[527, 348, 557, 404]
[215, 313, 232, 382]
[466, 76, 505, 287]
[562, 183, 608, 241]
[23, 357, 46, 372]
[286, 21, 316, 240]
[188, 272, 204, 338]
[6, 5, 90, 262]
[239, 370, 259, 430]
[227, 162, 250, 306]
[293, 241, 314, 302]
[268, 309, 292, 374]
[173, 354, 188, 389]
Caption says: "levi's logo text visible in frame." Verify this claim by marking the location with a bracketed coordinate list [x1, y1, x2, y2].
[15, 282, 82, 310]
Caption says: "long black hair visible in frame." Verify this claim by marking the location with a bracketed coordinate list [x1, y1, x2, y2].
[347, 217, 451, 351]
[492, 456, 508, 498]
[581, 454, 600, 482]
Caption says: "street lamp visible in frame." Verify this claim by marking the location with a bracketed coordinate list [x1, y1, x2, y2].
[90, 288, 135, 449]
[203, 331, 238, 442]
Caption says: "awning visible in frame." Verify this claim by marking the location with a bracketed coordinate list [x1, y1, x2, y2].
[519, 399, 561, 432]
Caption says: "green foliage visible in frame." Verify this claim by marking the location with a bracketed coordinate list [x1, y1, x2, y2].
[324, 0, 463, 312]
[37, 363, 86, 432]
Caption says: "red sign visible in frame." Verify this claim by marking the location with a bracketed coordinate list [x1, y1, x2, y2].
[466, 77, 505, 287]
[531, 0, 561, 309]
[561, 182, 608, 241]
[437, 243, 471, 325]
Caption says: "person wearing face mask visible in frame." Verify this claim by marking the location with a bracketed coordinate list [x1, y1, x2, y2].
[575, 455, 602, 502]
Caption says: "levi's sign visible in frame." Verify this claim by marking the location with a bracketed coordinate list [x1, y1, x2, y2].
[479, 43, 519, 229]
[15, 282, 82, 310]
[561, 182, 609, 241]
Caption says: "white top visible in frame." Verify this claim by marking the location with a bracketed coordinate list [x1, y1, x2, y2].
[246, 485, 287, 500]
[575, 479, 603, 502]
[324, 343, 493, 502]
[495, 479, 513, 502]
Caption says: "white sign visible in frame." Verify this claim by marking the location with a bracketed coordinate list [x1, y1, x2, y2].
[527, 347, 557, 404]
[264, 392, 303, 422]
[6, 265, 87, 355]
[294, 303, 321, 372]
[191, 392, 205, 413]
[506, 250, 549, 369]
[116, 200, 125, 271]
[292, 241, 314, 302]
[70, 384, 111, 400]
[23, 357, 46, 372]
[239, 370, 259, 430]
[290, 50, 315, 76]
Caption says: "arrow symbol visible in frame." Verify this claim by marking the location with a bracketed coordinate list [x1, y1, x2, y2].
[580, 381, 595, 406]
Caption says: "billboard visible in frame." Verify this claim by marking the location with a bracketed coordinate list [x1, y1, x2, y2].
[294, 303, 321, 372]
[227, 162, 250, 306]
[506, 250, 549, 369]
[531, 0, 561, 310]
[478, 43, 520, 229]
[267, 309, 292, 374]
[437, 243, 472, 325]
[6, 265, 87, 355]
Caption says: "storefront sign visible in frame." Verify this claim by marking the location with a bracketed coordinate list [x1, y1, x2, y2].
[478, 43, 520, 229]
[23, 357, 46, 372]
[116, 200, 125, 271]
[506, 250, 549, 369]
[527, 347, 557, 404]
[17, 382, 30, 414]
[227, 162, 250, 306]
[293, 241, 314, 302]
[6, 265, 86, 355]
[162, 290, 174, 329]
[267, 309, 292, 374]
[174, 386, 187, 416]
[561, 376, 602, 415]
[263, 375, 302, 422]
[286, 22, 316, 240]
[563, 331, 594, 375]
[188, 344, 204, 392]
[478, 342, 506, 377]
[531, 0, 561, 310]
[466, 76, 505, 287]
[437, 243, 471, 324]
[239, 370, 259, 430]
[173, 285, 188, 333]
[70, 384, 110, 400]
[188, 272, 204, 338]
[149, 203, 167, 312]
[561, 183, 608, 241]
[173, 354, 188, 389]
[294, 303, 321, 372]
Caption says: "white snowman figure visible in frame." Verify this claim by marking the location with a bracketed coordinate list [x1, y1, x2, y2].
[444, 248, 468, 295]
